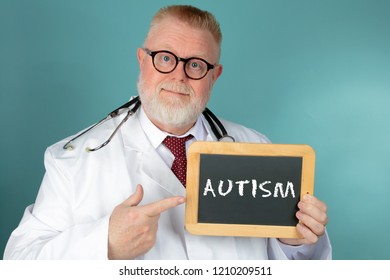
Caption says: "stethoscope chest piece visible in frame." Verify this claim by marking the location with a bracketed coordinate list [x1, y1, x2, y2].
[219, 135, 235, 142]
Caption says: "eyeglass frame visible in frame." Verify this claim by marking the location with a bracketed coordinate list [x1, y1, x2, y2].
[143, 48, 217, 80]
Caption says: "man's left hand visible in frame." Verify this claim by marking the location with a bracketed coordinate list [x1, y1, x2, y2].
[279, 194, 328, 246]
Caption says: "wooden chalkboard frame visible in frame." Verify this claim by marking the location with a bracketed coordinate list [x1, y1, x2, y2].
[185, 142, 315, 238]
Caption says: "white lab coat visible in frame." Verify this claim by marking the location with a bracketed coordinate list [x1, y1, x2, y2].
[4, 109, 332, 259]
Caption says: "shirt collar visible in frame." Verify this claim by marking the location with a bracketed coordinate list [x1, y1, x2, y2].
[139, 107, 206, 149]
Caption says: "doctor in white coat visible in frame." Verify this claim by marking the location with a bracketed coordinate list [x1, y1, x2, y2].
[4, 5, 331, 260]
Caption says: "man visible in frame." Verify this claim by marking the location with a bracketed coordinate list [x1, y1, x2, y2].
[4, 5, 331, 259]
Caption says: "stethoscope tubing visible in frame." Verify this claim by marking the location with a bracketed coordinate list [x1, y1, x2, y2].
[63, 96, 234, 152]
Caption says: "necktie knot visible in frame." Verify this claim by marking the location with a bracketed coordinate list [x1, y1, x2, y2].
[162, 135, 193, 187]
[163, 135, 194, 158]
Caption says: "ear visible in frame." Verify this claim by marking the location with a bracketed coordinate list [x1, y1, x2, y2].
[137, 48, 146, 68]
[211, 64, 223, 84]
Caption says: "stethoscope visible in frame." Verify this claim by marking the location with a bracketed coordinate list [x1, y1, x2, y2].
[63, 96, 235, 152]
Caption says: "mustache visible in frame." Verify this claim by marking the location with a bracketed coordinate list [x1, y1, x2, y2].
[157, 81, 194, 95]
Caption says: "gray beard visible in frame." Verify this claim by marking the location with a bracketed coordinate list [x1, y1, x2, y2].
[137, 78, 209, 129]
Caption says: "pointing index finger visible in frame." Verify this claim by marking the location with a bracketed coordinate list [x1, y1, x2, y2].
[143, 196, 186, 217]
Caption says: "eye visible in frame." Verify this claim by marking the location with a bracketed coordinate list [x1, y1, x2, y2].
[188, 60, 205, 71]
[162, 55, 171, 62]
[190, 61, 200, 68]
[155, 52, 175, 66]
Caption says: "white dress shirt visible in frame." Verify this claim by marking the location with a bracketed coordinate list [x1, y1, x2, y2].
[138, 107, 205, 169]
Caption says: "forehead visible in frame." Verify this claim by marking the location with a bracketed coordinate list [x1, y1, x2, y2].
[145, 17, 220, 61]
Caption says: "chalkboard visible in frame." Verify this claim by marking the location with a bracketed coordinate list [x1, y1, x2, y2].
[185, 142, 315, 238]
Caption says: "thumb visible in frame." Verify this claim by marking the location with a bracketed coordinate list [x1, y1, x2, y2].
[121, 184, 144, 207]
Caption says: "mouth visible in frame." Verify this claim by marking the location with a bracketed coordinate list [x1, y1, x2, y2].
[161, 88, 189, 96]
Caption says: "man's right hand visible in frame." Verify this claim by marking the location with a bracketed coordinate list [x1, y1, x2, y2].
[108, 184, 185, 259]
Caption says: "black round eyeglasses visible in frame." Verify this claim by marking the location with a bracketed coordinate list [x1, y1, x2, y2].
[143, 48, 216, 80]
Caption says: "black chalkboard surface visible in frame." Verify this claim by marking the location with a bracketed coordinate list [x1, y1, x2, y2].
[185, 142, 315, 238]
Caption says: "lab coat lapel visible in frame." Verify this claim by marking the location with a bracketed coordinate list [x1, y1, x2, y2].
[141, 145, 186, 197]
[120, 111, 186, 197]
[119, 112, 218, 197]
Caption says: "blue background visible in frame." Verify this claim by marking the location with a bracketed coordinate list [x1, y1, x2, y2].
[1, 0, 389, 259]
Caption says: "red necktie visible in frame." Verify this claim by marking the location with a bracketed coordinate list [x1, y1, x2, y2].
[163, 135, 193, 187]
